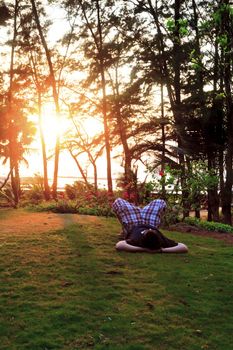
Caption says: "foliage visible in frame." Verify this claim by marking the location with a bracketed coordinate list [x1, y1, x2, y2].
[186, 161, 218, 212]
[184, 217, 233, 233]
[0, 184, 15, 206]
[166, 18, 189, 37]
[115, 171, 140, 203]
[161, 202, 183, 227]
[0, 209, 233, 349]
[25, 190, 116, 217]
[22, 174, 44, 202]
[77, 189, 116, 216]
[25, 187, 44, 202]
[65, 181, 91, 200]
[0, 3, 11, 26]
[147, 161, 218, 214]
[63, 181, 115, 216]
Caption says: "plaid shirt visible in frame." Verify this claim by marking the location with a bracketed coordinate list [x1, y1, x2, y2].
[112, 198, 166, 233]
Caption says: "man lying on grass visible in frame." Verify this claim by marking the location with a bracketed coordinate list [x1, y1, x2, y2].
[112, 198, 188, 254]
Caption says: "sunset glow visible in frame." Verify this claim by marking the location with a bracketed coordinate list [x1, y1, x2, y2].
[76, 117, 104, 138]
[38, 104, 70, 150]
[22, 103, 108, 179]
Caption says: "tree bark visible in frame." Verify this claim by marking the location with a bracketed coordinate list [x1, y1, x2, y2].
[96, 0, 113, 193]
[8, 0, 19, 207]
[220, 0, 233, 224]
[30, 0, 61, 199]
[114, 64, 132, 196]
[68, 149, 90, 188]
[160, 82, 166, 200]
[38, 93, 51, 200]
[30, 52, 51, 200]
[173, 0, 189, 217]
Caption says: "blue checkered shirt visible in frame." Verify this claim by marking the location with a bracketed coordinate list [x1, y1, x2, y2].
[112, 198, 166, 233]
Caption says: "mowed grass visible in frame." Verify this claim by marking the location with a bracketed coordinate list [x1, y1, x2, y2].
[0, 210, 233, 350]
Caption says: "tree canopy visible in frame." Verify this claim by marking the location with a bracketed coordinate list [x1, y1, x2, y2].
[0, 0, 232, 223]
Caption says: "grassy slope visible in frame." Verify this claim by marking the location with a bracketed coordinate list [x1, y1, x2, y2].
[0, 211, 233, 350]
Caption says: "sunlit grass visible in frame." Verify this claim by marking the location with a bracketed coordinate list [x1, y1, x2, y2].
[0, 210, 233, 349]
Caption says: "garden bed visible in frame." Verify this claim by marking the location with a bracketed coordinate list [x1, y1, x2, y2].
[169, 222, 233, 245]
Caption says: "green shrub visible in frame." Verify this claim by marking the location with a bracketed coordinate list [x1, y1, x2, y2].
[26, 200, 77, 213]
[184, 217, 233, 233]
[52, 200, 77, 213]
[25, 201, 60, 212]
[26, 185, 44, 201]
[161, 203, 183, 227]
[25, 196, 115, 217]
[65, 181, 94, 200]
[64, 184, 76, 200]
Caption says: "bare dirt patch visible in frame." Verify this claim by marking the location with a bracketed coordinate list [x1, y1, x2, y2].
[0, 209, 102, 237]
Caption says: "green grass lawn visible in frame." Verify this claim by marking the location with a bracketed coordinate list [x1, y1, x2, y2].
[0, 210, 233, 350]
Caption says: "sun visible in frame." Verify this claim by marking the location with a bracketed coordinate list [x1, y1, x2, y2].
[28, 103, 105, 156]
[37, 104, 71, 151]
[24, 104, 107, 178]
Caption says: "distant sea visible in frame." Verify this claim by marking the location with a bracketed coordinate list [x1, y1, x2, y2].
[55, 176, 119, 190]
[0, 176, 119, 190]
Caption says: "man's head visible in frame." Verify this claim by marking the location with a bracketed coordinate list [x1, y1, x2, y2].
[141, 228, 163, 250]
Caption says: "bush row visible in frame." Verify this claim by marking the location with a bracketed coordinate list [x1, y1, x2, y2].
[184, 217, 233, 233]
[26, 199, 115, 217]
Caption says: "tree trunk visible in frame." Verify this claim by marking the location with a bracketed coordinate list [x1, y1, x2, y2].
[208, 189, 220, 222]
[8, 0, 19, 207]
[38, 93, 51, 200]
[93, 162, 98, 192]
[0, 171, 11, 191]
[195, 206, 200, 219]
[220, 0, 233, 225]
[96, 0, 113, 193]
[30, 0, 60, 199]
[114, 64, 132, 196]
[160, 82, 166, 200]
[222, 145, 233, 224]
[174, 0, 189, 218]
[207, 21, 222, 222]
[29, 51, 51, 200]
[68, 149, 90, 188]
[219, 149, 224, 209]
[207, 156, 219, 222]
